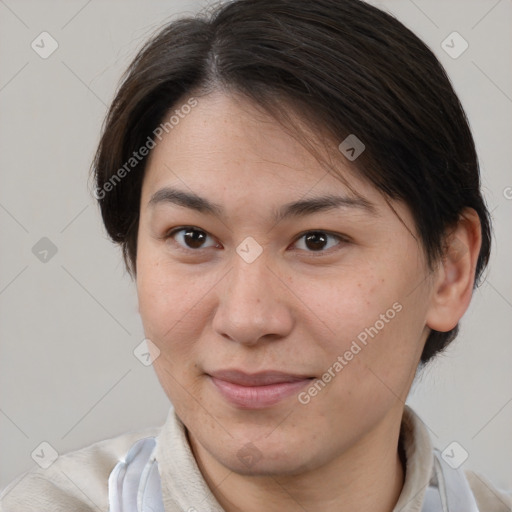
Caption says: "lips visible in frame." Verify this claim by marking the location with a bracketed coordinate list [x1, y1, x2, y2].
[207, 369, 314, 409]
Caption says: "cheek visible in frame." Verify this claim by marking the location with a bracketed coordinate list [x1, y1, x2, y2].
[136, 256, 208, 409]
[306, 262, 427, 391]
[303, 271, 393, 348]
[136, 254, 200, 373]
[136, 241, 202, 333]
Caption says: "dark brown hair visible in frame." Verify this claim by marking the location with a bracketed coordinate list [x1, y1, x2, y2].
[91, 0, 491, 365]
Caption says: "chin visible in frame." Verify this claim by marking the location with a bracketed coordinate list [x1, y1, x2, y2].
[223, 451, 315, 477]
[203, 431, 322, 477]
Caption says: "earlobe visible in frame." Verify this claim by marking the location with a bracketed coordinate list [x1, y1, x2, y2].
[425, 208, 482, 332]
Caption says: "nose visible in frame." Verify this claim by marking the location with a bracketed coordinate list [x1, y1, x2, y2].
[212, 252, 294, 346]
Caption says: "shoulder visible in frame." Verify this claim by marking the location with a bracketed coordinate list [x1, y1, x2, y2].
[0, 425, 161, 512]
[465, 469, 512, 512]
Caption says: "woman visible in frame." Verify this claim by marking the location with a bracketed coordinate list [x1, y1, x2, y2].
[1, 0, 510, 510]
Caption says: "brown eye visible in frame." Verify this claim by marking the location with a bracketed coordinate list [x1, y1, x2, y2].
[293, 231, 345, 253]
[305, 232, 328, 251]
[166, 227, 218, 250]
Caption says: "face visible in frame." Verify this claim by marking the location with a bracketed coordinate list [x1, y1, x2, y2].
[136, 91, 434, 476]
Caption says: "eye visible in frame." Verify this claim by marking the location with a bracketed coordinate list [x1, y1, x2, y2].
[164, 226, 220, 250]
[163, 227, 348, 254]
[291, 230, 347, 253]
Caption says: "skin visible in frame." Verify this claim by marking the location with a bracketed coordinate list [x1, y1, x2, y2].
[135, 90, 482, 512]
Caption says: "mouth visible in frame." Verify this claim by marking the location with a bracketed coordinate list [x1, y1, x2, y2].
[207, 369, 314, 409]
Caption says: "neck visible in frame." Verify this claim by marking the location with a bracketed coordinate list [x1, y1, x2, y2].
[188, 407, 406, 512]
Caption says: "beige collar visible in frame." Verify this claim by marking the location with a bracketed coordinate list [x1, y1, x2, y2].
[393, 405, 435, 511]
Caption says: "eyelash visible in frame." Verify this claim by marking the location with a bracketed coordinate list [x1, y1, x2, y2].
[162, 226, 350, 256]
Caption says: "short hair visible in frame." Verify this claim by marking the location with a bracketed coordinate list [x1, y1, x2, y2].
[91, 0, 491, 365]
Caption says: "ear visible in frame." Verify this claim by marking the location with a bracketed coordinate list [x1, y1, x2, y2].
[425, 208, 483, 332]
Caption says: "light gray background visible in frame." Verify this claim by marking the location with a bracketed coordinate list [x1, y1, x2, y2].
[1, 0, 511, 492]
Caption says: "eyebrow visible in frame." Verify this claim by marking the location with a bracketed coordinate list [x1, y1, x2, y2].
[147, 187, 378, 223]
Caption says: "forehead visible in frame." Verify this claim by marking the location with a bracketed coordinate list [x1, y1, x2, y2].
[140, 91, 396, 221]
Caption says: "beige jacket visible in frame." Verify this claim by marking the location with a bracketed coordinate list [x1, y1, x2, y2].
[1, 406, 510, 511]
